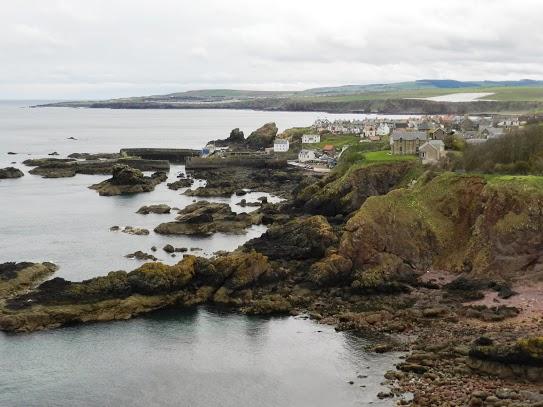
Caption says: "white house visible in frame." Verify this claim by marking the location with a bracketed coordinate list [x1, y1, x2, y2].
[376, 123, 391, 136]
[273, 139, 289, 152]
[302, 134, 320, 144]
[298, 149, 316, 162]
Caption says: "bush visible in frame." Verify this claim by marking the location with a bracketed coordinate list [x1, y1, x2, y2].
[461, 124, 543, 174]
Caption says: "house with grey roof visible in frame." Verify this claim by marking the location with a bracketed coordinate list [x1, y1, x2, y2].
[390, 130, 428, 155]
[419, 140, 445, 164]
[480, 127, 505, 139]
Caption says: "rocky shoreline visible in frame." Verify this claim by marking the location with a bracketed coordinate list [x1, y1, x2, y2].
[1, 157, 543, 405]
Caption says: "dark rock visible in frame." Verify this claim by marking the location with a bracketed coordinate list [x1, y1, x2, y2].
[0, 167, 24, 179]
[136, 204, 171, 215]
[167, 178, 193, 190]
[155, 201, 261, 236]
[90, 165, 168, 196]
[246, 123, 278, 150]
[163, 244, 175, 254]
[125, 251, 158, 261]
[398, 363, 428, 374]
[121, 226, 149, 236]
[244, 215, 337, 260]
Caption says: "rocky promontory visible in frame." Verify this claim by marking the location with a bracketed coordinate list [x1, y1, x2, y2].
[89, 164, 168, 196]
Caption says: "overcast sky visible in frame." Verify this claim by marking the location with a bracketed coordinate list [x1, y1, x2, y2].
[2, 0, 543, 99]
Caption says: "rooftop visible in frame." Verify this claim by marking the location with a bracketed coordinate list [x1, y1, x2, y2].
[391, 130, 428, 141]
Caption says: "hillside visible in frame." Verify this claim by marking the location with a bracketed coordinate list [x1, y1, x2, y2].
[37, 79, 543, 114]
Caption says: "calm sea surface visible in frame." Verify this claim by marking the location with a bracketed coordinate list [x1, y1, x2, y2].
[0, 102, 403, 406]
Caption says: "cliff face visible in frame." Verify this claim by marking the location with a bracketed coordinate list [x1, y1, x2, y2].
[295, 162, 417, 216]
[337, 173, 543, 287]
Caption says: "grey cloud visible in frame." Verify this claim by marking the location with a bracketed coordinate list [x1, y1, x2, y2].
[1, 0, 542, 98]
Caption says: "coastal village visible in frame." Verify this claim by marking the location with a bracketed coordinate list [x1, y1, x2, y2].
[199, 114, 524, 170]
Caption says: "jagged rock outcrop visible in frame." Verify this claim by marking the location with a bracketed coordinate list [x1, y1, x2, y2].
[245, 122, 278, 150]
[154, 201, 262, 236]
[295, 161, 417, 216]
[243, 215, 337, 260]
[210, 128, 246, 148]
[90, 164, 168, 196]
[0, 167, 24, 179]
[335, 172, 543, 289]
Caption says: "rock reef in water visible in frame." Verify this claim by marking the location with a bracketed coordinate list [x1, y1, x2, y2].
[0, 167, 24, 179]
[90, 164, 168, 196]
[154, 201, 261, 236]
[185, 166, 309, 198]
[167, 178, 193, 190]
[24, 157, 169, 178]
[0, 251, 274, 332]
[136, 204, 171, 215]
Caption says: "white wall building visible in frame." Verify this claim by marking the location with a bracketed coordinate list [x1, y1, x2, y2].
[298, 149, 316, 162]
[376, 123, 391, 136]
[273, 139, 289, 152]
[302, 134, 320, 144]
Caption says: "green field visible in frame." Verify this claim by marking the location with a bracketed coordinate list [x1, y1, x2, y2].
[484, 174, 543, 189]
[291, 86, 543, 103]
[363, 150, 417, 162]
[305, 134, 360, 149]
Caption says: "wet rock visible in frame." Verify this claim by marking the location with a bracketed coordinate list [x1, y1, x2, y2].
[125, 251, 157, 261]
[109, 225, 120, 231]
[136, 204, 171, 215]
[155, 201, 261, 236]
[121, 226, 150, 236]
[150, 246, 157, 252]
[236, 199, 260, 208]
[90, 165, 168, 196]
[0, 167, 24, 179]
[0, 262, 58, 299]
[48, 152, 59, 156]
[163, 244, 175, 254]
[167, 178, 193, 190]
